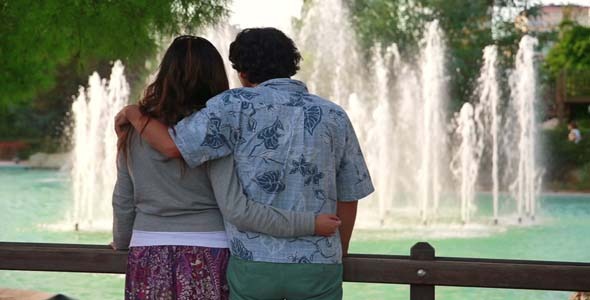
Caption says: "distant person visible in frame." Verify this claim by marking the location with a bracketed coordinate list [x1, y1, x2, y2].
[568, 121, 582, 144]
[111, 35, 340, 300]
[115, 27, 374, 300]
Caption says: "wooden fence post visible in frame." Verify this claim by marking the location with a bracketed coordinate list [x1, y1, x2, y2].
[410, 242, 435, 300]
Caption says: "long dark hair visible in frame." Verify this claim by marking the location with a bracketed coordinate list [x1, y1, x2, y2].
[119, 35, 229, 154]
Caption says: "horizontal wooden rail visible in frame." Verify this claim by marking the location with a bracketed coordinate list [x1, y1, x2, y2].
[0, 242, 127, 274]
[1, 241, 589, 297]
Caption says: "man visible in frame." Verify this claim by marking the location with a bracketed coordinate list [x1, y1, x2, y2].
[115, 27, 373, 300]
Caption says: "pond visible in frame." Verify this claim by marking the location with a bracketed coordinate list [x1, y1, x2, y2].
[1, 167, 589, 299]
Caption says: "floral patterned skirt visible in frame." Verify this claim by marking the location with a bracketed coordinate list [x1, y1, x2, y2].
[125, 246, 230, 300]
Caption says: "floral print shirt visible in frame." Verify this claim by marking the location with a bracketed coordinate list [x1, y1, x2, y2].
[171, 78, 374, 264]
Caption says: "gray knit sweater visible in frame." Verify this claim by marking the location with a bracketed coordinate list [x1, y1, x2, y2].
[112, 131, 315, 249]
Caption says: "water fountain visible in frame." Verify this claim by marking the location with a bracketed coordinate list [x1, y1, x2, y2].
[69, 61, 129, 230]
[475, 45, 502, 223]
[291, 0, 541, 227]
[451, 103, 481, 224]
[415, 20, 448, 224]
[506, 36, 542, 222]
[66, 0, 542, 231]
[294, 0, 451, 227]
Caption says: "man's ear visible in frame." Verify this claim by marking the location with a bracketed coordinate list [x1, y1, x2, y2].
[238, 72, 255, 87]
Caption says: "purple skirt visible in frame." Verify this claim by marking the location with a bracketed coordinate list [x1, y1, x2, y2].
[125, 246, 230, 300]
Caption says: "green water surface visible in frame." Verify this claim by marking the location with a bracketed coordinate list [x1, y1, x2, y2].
[1, 168, 589, 299]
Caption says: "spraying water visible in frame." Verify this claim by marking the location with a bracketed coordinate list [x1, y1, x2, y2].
[369, 44, 398, 224]
[507, 36, 541, 222]
[416, 20, 448, 224]
[451, 103, 480, 224]
[70, 61, 129, 230]
[476, 45, 501, 223]
[65, 0, 541, 231]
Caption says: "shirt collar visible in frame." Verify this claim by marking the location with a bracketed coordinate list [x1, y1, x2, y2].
[258, 78, 308, 93]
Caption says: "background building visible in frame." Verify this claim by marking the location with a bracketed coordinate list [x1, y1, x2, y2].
[516, 4, 590, 33]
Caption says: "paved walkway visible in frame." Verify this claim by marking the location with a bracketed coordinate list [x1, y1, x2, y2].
[0, 160, 28, 168]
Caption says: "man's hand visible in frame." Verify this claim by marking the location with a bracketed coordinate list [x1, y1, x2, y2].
[114, 105, 140, 138]
[314, 214, 341, 236]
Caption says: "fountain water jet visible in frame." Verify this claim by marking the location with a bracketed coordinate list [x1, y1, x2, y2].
[476, 45, 501, 223]
[63, 0, 544, 232]
[416, 20, 448, 224]
[507, 36, 542, 222]
[451, 103, 481, 224]
[69, 61, 129, 230]
[369, 45, 398, 224]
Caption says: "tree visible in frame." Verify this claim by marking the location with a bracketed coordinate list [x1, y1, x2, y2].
[547, 22, 590, 101]
[545, 22, 590, 77]
[0, 0, 227, 142]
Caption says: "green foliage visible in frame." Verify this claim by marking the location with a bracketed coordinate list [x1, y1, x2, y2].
[0, 0, 227, 145]
[579, 162, 590, 188]
[0, 0, 227, 106]
[541, 126, 590, 189]
[545, 22, 590, 76]
[349, 0, 423, 54]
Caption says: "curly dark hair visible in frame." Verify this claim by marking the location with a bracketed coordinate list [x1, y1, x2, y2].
[229, 27, 302, 84]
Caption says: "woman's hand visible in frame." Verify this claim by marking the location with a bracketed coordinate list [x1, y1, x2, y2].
[314, 214, 341, 236]
[109, 241, 117, 250]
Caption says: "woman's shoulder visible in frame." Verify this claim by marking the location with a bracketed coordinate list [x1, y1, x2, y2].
[126, 130, 170, 161]
[127, 131, 209, 177]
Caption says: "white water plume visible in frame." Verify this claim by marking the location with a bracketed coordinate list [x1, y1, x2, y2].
[69, 61, 129, 230]
[506, 35, 542, 222]
[451, 103, 481, 224]
[64, 0, 543, 232]
[416, 20, 448, 224]
[476, 45, 501, 223]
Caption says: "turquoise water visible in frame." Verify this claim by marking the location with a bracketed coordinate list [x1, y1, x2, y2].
[1, 168, 589, 299]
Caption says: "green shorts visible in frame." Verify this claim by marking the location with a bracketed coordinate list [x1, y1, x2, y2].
[227, 255, 343, 300]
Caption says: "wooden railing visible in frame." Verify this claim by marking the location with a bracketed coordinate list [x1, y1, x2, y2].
[1, 242, 589, 299]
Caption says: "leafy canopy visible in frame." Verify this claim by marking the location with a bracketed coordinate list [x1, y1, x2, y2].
[545, 22, 590, 76]
[0, 0, 227, 142]
[0, 0, 227, 106]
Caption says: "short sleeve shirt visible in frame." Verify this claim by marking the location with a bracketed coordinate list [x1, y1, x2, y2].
[171, 78, 374, 264]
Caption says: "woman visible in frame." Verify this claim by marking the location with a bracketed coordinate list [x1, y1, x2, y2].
[112, 36, 339, 300]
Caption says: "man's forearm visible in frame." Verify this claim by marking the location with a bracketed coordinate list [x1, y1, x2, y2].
[125, 107, 181, 158]
[337, 201, 358, 257]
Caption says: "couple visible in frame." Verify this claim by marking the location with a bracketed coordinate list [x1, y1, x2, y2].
[112, 27, 374, 300]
